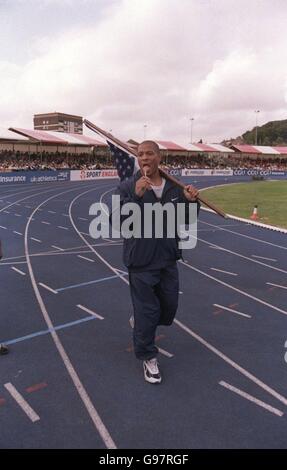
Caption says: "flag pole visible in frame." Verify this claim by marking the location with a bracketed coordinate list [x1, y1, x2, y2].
[84, 119, 227, 219]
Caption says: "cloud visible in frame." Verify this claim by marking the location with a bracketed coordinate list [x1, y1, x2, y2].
[0, 0, 287, 143]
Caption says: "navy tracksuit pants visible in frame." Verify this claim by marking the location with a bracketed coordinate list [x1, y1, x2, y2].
[128, 263, 179, 360]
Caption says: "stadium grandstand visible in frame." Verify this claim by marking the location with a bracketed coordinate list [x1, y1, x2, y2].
[0, 126, 287, 171]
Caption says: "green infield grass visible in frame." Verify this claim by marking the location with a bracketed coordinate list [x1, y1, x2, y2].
[200, 180, 287, 229]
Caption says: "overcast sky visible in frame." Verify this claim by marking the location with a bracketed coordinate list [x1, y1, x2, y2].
[0, 0, 286, 144]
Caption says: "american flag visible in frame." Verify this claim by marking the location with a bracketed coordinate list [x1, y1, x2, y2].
[108, 142, 140, 181]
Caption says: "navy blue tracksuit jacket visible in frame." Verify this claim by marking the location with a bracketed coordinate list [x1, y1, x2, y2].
[114, 171, 200, 360]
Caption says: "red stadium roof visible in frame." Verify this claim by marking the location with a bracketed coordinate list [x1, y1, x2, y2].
[0, 127, 29, 141]
[231, 144, 287, 155]
[10, 127, 68, 144]
[156, 141, 187, 151]
[8, 128, 107, 146]
[271, 146, 287, 154]
[193, 143, 220, 152]
[231, 145, 260, 154]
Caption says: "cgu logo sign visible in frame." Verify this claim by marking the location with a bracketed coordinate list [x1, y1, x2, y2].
[233, 169, 271, 176]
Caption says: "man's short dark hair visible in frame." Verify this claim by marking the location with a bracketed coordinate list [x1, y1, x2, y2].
[138, 140, 160, 154]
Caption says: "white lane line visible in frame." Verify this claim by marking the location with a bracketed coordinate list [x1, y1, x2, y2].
[267, 282, 287, 291]
[80, 231, 93, 237]
[25, 206, 32, 209]
[77, 304, 104, 320]
[41, 221, 51, 225]
[158, 347, 174, 358]
[48, 210, 56, 214]
[51, 245, 64, 251]
[13, 231, 23, 236]
[0, 261, 27, 266]
[197, 235, 287, 276]
[213, 304, 251, 319]
[174, 316, 287, 407]
[1, 241, 123, 263]
[25, 184, 116, 449]
[62, 214, 69, 217]
[102, 238, 120, 244]
[180, 260, 287, 317]
[4, 383, 40, 423]
[38, 283, 58, 294]
[252, 255, 277, 262]
[57, 225, 69, 230]
[210, 268, 238, 276]
[3, 211, 10, 214]
[15, 203, 21, 206]
[200, 219, 287, 251]
[114, 268, 128, 275]
[0, 225, 7, 230]
[219, 381, 284, 417]
[14, 213, 21, 217]
[79, 217, 88, 221]
[77, 255, 95, 263]
[11, 266, 26, 276]
[30, 237, 42, 243]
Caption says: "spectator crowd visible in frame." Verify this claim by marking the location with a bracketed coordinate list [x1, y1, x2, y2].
[0, 149, 286, 172]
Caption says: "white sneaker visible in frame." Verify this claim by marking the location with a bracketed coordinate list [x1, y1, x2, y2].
[129, 315, 134, 329]
[143, 358, 162, 384]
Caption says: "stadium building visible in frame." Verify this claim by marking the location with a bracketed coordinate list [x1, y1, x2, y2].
[33, 112, 83, 134]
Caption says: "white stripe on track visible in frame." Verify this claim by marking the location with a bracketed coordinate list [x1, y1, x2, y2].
[199, 219, 287, 251]
[210, 268, 238, 276]
[30, 237, 41, 243]
[77, 304, 104, 320]
[0, 183, 71, 214]
[266, 282, 287, 291]
[197, 235, 287, 276]
[25, 183, 116, 449]
[219, 381, 283, 417]
[180, 260, 287, 317]
[213, 304, 251, 318]
[11, 267, 26, 276]
[77, 255, 95, 263]
[51, 245, 64, 251]
[38, 283, 58, 294]
[174, 317, 287, 407]
[4, 383, 40, 423]
[158, 347, 174, 358]
[252, 255, 277, 262]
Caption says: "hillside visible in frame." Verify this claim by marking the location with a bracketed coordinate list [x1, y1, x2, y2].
[222, 119, 287, 146]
